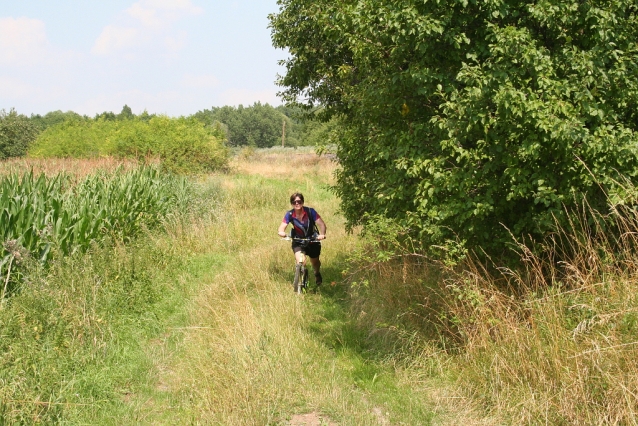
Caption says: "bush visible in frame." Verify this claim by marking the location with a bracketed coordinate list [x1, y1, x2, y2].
[29, 110, 86, 131]
[29, 117, 116, 158]
[29, 116, 229, 173]
[340, 199, 638, 423]
[0, 109, 39, 159]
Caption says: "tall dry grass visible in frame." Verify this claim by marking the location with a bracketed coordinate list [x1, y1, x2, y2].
[231, 146, 335, 182]
[153, 153, 346, 424]
[344, 206, 638, 423]
[140, 149, 438, 425]
[0, 157, 144, 179]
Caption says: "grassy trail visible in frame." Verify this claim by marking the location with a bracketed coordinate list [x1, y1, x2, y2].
[130, 152, 439, 425]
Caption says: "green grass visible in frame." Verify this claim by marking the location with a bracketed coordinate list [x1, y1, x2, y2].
[0, 152, 442, 424]
[129, 155, 440, 425]
[0, 171, 225, 424]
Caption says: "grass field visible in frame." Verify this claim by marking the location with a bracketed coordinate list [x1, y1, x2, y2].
[0, 151, 442, 424]
[2, 149, 635, 424]
[122, 149, 442, 425]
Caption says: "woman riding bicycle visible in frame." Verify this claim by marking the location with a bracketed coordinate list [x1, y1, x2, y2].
[278, 192, 326, 286]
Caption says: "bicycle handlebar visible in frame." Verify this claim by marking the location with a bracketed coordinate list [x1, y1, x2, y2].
[280, 236, 321, 243]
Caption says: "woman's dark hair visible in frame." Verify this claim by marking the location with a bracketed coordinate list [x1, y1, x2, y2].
[290, 192, 304, 204]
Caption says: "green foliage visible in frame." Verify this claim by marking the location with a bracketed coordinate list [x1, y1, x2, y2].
[29, 116, 229, 174]
[276, 104, 341, 147]
[0, 109, 39, 159]
[193, 102, 291, 147]
[29, 117, 117, 158]
[29, 110, 86, 131]
[94, 104, 149, 122]
[270, 0, 638, 259]
[0, 231, 197, 424]
[0, 167, 192, 297]
[297, 116, 341, 148]
[0, 174, 223, 424]
[113, 116, 229, 173]
[118, 104, 134, 120]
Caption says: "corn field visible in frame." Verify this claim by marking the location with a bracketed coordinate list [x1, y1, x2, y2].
[0, 167, 189, 297]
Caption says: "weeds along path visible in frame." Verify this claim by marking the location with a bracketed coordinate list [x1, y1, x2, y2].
[135, 151, 439, 425]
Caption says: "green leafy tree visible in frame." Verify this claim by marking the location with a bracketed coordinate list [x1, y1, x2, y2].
[118, 104, 135, 120]
[270, 0, 638, 259]
[94, 111, 117, 121]
[29, 110, 85, 131]
[92, 106, 152, 122]
[194, 102, 291, 147]
[276, 104, 338, 146]
[0, 109, 39, 159]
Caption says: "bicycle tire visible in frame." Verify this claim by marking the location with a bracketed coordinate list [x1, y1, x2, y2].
[293, 263, 303, 293]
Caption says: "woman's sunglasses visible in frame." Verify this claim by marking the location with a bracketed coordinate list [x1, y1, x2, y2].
[292, 200, 303, 205]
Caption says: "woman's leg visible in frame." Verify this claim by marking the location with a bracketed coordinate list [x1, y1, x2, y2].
[309, 256, 322, 284]
[309, 256, 321, 271]
[293, 245, 305, 264]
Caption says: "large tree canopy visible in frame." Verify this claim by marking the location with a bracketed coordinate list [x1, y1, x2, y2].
[270, 0, 638, 258]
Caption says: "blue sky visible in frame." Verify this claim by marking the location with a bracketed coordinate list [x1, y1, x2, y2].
[0, 0, 286, 116]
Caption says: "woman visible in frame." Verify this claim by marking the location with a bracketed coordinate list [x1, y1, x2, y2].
[278, 192, 327, 285]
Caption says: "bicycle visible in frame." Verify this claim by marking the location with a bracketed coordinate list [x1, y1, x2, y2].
[281, 234, 321, 294]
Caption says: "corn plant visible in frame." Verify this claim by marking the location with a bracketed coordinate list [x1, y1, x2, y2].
[0, 167, 190, 298]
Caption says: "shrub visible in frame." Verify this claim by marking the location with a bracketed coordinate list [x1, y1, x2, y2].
[29, 117, 115, 158]
[342, 202, 638, 423]
[0, 109, 39, 159]
[29, 110, 86, 131]
[29, 116, 229, 174]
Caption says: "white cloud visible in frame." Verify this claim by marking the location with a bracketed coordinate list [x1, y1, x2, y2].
[127, 3, 164, 28]
[91, 25, 139, 55]
[145, 0, 201, 9]
[180, 73, 219, 89]
[127, 0, 202, 28]
[218, 88, 280, 107]
[0, 17, 49, 66]
[92, 0, 202, 56]
[164, 31, 187, 54]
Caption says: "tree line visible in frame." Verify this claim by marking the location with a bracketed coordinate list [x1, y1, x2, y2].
[0, 102, 335, 161]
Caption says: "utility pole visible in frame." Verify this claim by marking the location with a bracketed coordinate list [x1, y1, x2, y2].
[282, 119, 286, 147]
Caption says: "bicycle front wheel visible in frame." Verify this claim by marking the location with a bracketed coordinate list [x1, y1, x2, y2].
[293, 263, 303, 293]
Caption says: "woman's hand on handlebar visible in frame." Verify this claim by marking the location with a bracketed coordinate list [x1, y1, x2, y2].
[317, 234, 326, 240]
[278, 231, 287, 237]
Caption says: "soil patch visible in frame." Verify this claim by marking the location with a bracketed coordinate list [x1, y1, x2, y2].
[288, 412, 337, 425]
